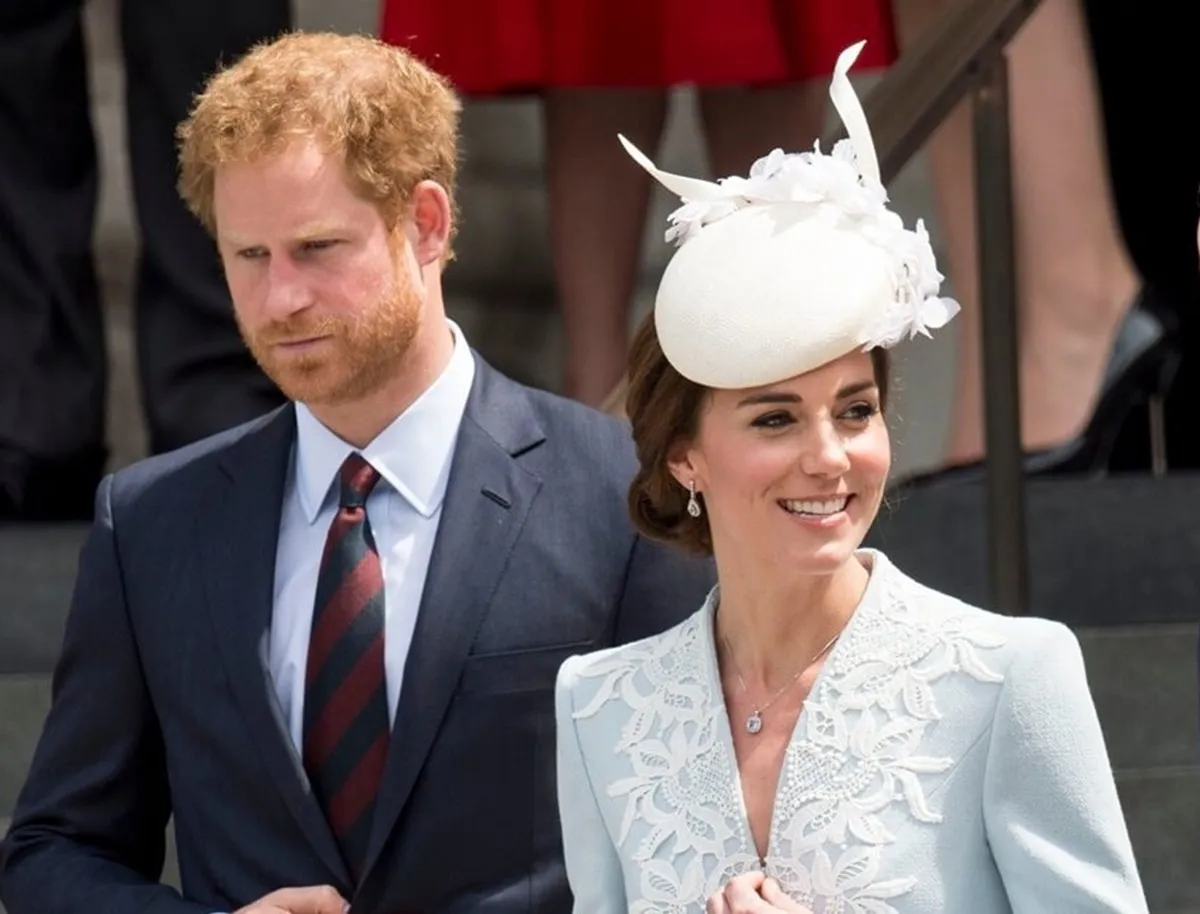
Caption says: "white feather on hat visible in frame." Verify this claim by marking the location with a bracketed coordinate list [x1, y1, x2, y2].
[620, 40, 959, 390]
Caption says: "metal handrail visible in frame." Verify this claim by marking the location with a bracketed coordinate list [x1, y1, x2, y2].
[821, 0, 1044, 615]
[821, 0, 1042, 185]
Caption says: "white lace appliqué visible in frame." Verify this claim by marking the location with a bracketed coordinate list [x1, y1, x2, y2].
[572, 577, 1006, 914]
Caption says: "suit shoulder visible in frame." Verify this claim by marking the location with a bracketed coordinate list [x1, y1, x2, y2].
[521, 386, 636, 462]
[106, 408, 288, 503]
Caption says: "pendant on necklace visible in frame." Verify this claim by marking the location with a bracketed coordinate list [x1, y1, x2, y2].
[746, 713, 764, 734]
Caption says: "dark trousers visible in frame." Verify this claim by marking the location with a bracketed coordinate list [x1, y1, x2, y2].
[1084, 3, 1200, 471]
[0, 0, 289, 517]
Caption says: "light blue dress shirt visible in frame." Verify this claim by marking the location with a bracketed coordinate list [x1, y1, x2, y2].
[268, 319, 475, 751]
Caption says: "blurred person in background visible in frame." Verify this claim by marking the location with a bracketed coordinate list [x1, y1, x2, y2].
[379, 0, 898, 407]
[890, 0, 1183, 488]
[1082, 2, 1200, 473]
[0, 0, 290, 522]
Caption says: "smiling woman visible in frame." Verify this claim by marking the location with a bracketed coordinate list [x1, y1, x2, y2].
[553, 41, 1149, 914]
[624, 316, 890, 558]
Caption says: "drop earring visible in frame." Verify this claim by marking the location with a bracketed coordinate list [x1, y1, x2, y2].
[686, 480, 702, 518]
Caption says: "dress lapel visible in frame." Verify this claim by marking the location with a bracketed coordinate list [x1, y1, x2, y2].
[362, 360, 545, 876]
[196, 404, 351, 885]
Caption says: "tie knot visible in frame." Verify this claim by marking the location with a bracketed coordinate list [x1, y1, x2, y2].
[338, 453, 380, 508]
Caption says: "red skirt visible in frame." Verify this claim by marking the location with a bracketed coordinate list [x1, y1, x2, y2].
[379, 0, 897, 95]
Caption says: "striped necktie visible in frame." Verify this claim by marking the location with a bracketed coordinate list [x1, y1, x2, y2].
[303, 452, 390, 879]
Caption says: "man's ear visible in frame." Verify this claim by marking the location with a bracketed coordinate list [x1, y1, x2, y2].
[407, 180, 452, 266]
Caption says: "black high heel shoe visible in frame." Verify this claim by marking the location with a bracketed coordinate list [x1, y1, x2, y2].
[893, 287, 1181, 490]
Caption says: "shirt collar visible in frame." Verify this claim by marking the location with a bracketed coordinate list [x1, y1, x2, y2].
[292, 319, 476, 523]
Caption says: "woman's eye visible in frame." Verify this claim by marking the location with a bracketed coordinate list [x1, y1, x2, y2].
[843, 402, 879, 422]
[751, 411, 793, 429]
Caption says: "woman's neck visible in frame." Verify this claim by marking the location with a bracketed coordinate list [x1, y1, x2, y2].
[713, 553, 871, 693]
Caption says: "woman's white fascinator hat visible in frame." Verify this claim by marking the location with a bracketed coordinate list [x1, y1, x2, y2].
[620, 40, 959, 390]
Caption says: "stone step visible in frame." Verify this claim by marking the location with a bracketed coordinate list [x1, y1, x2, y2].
[1086, 622, 1200, 911]
[0, 676, 50, 816]
[868, 473, 1200, 627]
[1116, 765, 1200, 913]
[0, 528, 86, 674]
[1078, 624, 1200, 772]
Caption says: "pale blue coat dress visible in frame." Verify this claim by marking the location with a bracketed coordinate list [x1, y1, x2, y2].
[554, 550, 1147, 913]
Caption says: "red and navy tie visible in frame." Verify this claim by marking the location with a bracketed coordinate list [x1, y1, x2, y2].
[303, 453, 390, 879]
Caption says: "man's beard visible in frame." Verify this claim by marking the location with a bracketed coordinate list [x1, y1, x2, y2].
[240, 277, 422, 407]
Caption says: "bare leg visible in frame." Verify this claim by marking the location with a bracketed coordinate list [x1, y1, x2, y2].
[542, 90, 668, 406]
[696, 83, 828, 181]
[1007, 0, 1139, 452]
[893, 0, 1140, 464]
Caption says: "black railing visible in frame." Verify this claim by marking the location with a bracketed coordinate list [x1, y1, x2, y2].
[822, 0, 1044, 614]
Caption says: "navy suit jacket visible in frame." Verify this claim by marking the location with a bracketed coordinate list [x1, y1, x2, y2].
[0, 358, 714, 914]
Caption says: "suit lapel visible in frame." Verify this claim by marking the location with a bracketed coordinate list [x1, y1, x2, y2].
[197, 404, 351, 885]
[363, 360, 545, 875]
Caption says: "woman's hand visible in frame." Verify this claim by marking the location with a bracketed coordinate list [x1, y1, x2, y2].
[705, 872, 813, 913]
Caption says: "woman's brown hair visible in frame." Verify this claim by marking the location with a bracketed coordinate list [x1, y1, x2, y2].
[623, 313, 890, 555]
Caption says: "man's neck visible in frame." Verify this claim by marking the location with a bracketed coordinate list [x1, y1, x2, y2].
[306, 319, 456, 448]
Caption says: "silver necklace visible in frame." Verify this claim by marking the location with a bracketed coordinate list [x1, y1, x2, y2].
[720, 629, 841, 735]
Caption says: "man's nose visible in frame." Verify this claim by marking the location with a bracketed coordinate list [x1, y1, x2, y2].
[263, 256, 313, 317]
